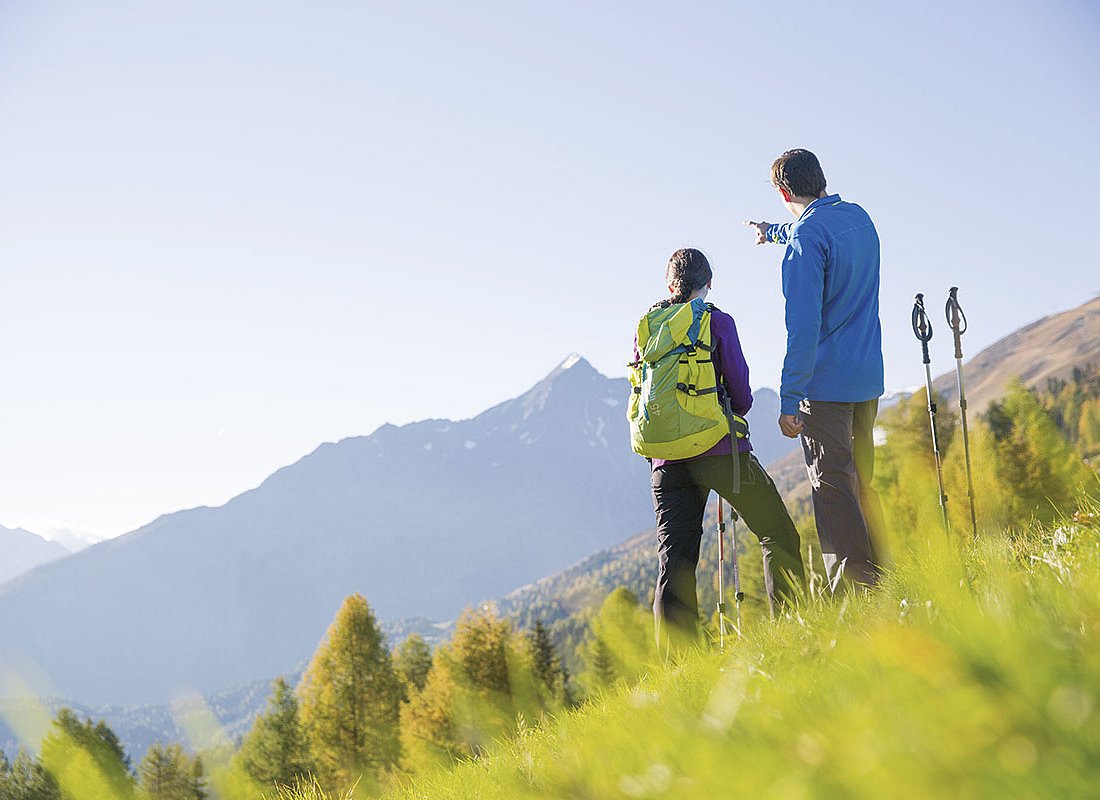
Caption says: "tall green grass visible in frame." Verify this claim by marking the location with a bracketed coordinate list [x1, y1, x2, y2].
[374, 504, 1100, 799]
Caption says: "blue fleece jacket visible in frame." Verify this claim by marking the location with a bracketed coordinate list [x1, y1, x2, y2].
[766, 194, 884, 415]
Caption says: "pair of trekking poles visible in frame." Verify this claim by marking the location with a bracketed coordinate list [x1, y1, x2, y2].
[714, 500, 744, 650]
[711, 287, 979, 648]
[912, 287, 978, 538]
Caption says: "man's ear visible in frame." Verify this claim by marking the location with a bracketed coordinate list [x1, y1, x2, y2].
[778, 186, 793, 203]
[707, 280, 713, 289]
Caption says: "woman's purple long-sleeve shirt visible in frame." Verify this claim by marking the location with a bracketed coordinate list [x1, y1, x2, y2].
[636, 304, 754, 467]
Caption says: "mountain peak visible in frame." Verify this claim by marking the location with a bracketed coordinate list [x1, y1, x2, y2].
[530, 354, 604, 398]
[559, 353, 583, 370]
[549, 353, 594, 378]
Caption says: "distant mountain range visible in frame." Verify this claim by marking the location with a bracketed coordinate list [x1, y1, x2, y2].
[0, 526, 69, 586]
[0, 355, 794, 707]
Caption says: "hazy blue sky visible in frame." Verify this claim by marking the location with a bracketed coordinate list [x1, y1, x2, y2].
[1, 0, 1097, 539]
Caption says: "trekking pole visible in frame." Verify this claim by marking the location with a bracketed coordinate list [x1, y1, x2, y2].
[946, 287, 978, 538]
[912, 294, 950, 536]
[716, 498, 727, 650]
[729, 507, 744, 638]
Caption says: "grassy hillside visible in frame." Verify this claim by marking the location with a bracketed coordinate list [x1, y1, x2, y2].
[381, 506, 1100, 799]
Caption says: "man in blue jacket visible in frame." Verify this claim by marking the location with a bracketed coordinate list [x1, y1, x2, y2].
[744, 149, 885, 592]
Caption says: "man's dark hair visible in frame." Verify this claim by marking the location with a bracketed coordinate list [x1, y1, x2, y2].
[665, 248, 712, 304]
[771, 149, 827, 199]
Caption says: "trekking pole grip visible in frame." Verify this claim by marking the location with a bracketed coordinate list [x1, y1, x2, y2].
[912, 293, 932, 365]
[945, 287, 967, 360]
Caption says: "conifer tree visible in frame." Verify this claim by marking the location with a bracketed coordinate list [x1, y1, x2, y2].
[528, 619, 556, 689]
[0, 752, 61, 800]
[235, 676, 312, 789]
[398, 653, 460, 772]
[399, 606, 550, 772]
[876, 390, 960, 543]
[189, 758, 205, 800]
[584, 637, 617, 691]
[593, 588, 651, 680]
[1079, 398, 1100, 458]
[448, 607, 512, 697]
[393, 634, 433, 696]
[527, 619, 569, 704]
[0, 749, 61, 800]
[39, 709, 134, 800]
[297, 593, 402, 793]
[136, 743, 206, 800]
[984, 383, 1091, 524]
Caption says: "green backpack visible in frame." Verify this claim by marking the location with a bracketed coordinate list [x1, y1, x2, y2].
[628, 299, 749, 469]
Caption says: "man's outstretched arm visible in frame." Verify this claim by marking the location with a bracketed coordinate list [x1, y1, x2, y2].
[743, 220, 793, 245]
[779, 232, 826, 433]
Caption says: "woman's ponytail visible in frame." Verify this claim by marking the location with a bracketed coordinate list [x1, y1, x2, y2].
[665, 248, 713, 304]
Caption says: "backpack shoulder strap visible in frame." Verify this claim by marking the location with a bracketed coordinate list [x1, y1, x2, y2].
[635, 313, 652, 351]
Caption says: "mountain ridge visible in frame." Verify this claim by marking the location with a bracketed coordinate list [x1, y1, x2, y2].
[0, 355, 797, 706]
[930, 295, 1100, 412]
[0, 356, 652, 704]
[0, 526, 69, 587]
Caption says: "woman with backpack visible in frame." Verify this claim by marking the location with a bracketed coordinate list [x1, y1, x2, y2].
[629, 248, 806, 654]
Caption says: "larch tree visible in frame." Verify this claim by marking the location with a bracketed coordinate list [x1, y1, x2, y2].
[1078, 398, 1100, 458]
[297, 593, 402, 793]
[986, 382, 1092, 525]
[398, 652, 460, 773]
[136, 743, 206, 800]
[400, 606, 548, 772]
[39, 709, 134, 800]
[393, 634, 433, 698]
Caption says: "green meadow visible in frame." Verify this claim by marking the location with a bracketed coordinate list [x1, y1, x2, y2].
[370, 507, 1099, 800]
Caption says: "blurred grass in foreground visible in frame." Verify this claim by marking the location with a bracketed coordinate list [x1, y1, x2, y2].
[369, 501, 1100, 800]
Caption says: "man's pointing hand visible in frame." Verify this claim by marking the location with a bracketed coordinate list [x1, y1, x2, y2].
[743, 220, 769, 245]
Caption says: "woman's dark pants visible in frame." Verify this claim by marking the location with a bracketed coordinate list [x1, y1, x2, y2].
[651, 451, 805, 650]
